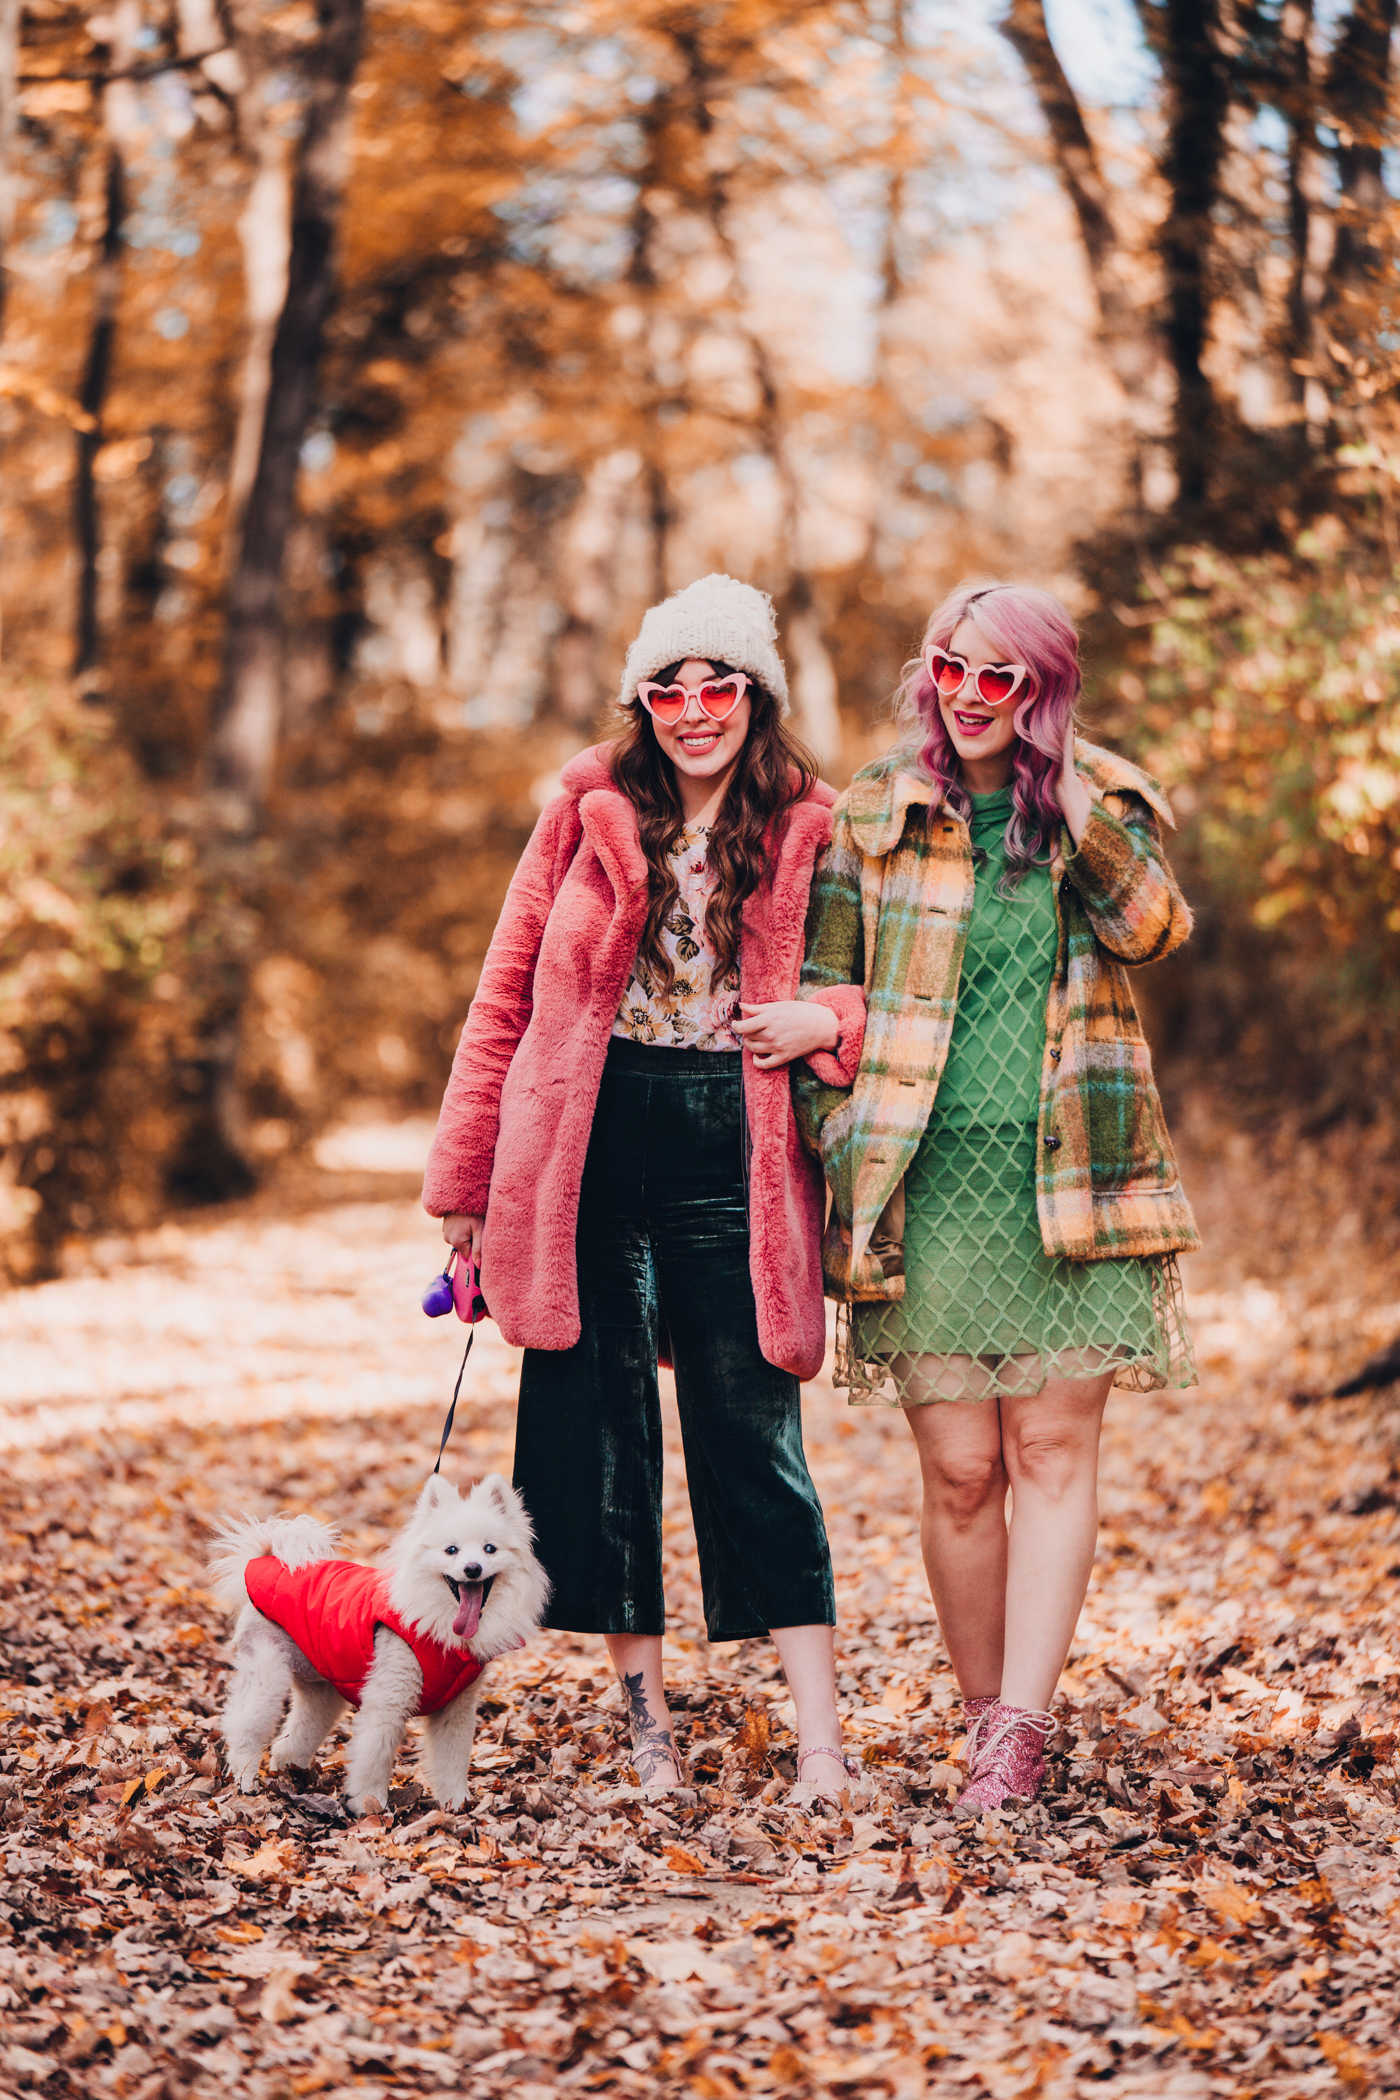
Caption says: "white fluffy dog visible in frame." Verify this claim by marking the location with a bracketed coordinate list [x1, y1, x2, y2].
[211, 1474, 549, 1814]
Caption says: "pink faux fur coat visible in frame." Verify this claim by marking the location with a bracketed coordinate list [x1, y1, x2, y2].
[422, 746, 865, 1381]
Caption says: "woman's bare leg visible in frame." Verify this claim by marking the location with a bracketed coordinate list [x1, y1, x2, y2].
[770, 1623, 846, 1793]
[998, 1370, 1113, 1711]
[605, 1633, 684, 1788]
[902, 1395, 1010, 1698]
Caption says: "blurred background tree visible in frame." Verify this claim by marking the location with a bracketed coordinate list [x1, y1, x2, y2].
[0, 0, 1396, 1275]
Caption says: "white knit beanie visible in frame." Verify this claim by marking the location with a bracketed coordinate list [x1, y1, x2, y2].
[617, 573, 790, 715]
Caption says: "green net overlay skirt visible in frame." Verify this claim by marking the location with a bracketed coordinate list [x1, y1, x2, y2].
[841, 1119, 1196, 1405]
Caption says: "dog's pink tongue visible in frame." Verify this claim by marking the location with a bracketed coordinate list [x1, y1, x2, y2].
[453, 1584, 484, 1640]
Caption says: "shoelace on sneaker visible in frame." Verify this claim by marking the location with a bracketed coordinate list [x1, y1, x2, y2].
[961, 1695, 998, 1767]
[968, 1703, 1057, 1789]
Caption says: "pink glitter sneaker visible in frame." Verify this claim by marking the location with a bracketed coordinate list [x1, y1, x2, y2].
[956, 1702, 1056, 1812]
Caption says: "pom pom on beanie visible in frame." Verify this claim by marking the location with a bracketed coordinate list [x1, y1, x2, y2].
[618, 573, 789, 715]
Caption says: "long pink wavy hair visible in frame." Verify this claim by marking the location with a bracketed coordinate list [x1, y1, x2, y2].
[895, 578, 1081, 891]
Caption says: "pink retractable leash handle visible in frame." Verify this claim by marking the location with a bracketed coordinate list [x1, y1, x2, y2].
[421, 1247, 488, 1322]
[421, 1250, 490, 1471]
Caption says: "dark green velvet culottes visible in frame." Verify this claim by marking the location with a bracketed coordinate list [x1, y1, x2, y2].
[513, 1038, 835, 1643]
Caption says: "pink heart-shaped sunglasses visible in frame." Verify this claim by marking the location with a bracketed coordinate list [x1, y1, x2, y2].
[636, 672, 749, 725]
[924, 646, 1030, 708]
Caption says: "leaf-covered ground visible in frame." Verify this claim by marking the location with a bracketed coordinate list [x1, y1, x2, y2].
[0, 1109, 1398, 2099]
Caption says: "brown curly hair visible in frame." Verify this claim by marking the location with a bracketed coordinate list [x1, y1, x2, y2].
[610, 661, 818, 997]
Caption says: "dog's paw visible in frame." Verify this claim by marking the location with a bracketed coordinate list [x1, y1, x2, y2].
[437, 1791, 468, 1812]
[346, 1792, 384, 1818]
[234, 1769, 262, 1794]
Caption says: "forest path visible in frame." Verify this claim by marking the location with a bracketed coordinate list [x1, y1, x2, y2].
[0, 1121, 1398, 2097]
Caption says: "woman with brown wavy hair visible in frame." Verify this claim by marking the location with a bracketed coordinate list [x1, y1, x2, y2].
[424, 575, 867, 1800]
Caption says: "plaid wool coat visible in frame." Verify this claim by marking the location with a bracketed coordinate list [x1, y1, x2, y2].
[794, 740, 1201, 1301]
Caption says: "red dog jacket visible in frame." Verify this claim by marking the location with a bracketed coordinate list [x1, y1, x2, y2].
[245, 1556, 484, 1714]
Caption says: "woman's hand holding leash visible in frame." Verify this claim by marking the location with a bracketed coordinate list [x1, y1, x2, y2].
[733, 999, 840, 1070]
[1055, 709, 1093, 847]
[442, 1212, 485, 1263]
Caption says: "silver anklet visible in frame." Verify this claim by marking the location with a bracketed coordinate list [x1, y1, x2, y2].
[797, 1744, 846, 1771]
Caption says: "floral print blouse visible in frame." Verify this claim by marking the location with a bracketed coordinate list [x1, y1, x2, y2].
[612, 824, 743, 1050]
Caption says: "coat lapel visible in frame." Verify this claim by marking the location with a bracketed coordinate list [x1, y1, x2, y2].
[740, 800, 834, 1004]
[577, 787, 649, 902]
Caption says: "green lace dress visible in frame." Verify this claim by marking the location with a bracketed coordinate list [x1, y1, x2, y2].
[849, 786, 1194, 1405]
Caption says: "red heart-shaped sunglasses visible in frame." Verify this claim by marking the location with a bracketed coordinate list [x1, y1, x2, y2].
[636, 672, 749, 725]
[924, 646, 1030, 708]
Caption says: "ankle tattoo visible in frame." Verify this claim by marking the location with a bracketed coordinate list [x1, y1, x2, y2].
[622, 1669, 681, 1784]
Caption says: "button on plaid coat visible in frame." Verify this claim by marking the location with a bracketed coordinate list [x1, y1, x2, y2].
[794, 740, 1201, 1301]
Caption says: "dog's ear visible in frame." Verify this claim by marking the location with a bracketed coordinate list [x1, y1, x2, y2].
[418, 1474, 455, 1511]
[480, 1473, 521, 1518]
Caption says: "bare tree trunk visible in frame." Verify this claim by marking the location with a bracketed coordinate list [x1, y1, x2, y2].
[553, 449, 639, 722]
[1325, 0, 1398, 310]
[196, 0, 293, 564]
[72, 0, 141, 687]
[208, 0, 364, 826]
[674, 28, 843, 768]
[999, 0, 1168, 432]
[624, 119, 673, 607]
[0, 0, 18, 662]
[881, 0, 908, 309]
[645, 457, 670, 606]
[1279, 0, 1331, 439]
[0, 0, 19, 347]
[73, 150, 125, 683]
[1157, 0, 1229, 506]
[226, 136, 292, 546]
[999, 0, 1121, 322]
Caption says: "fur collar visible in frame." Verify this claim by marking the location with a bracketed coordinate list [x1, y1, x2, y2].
[557, 742, 838, 900]
[840, 737, 1176, 858]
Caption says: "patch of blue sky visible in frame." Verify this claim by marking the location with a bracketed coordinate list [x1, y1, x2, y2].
[541, 224, 635, 286]
[26, 199, 78, 255]
[914, 460, 957, 498]
[487, 26, 561, 73]
[588, 120, 645, 171]
[921, 392, 973, 432]
[125, 211, 202, 256]
[1044, 0, 1157, 106]
[496, 175, 639, 283]
[910, 0, 1155, 109]
[509, 69, 580, 135]
[552, 126, 643, 182]
[906, 0, 1012, 63]
[578, 38, 627, 79]
[826, 166, 892, 264]
[1252, 106, 1290, 156]
[512, 56, 642, 136]
[300, 432, 336, 474]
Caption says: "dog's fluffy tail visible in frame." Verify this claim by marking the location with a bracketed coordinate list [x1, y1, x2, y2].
[208, 1512, 339, 1611]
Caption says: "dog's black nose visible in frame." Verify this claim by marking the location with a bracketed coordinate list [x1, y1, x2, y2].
[463, 1561, 483, 1581]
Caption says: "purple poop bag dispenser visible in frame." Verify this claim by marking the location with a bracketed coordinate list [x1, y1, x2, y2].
[421, 1249, 489, 1324]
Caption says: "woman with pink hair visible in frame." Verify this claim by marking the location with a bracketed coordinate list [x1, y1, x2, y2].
[796, 580, 1199, 1812]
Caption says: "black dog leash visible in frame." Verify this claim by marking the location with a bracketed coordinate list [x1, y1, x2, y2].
[433, 1329, 474, 1475]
